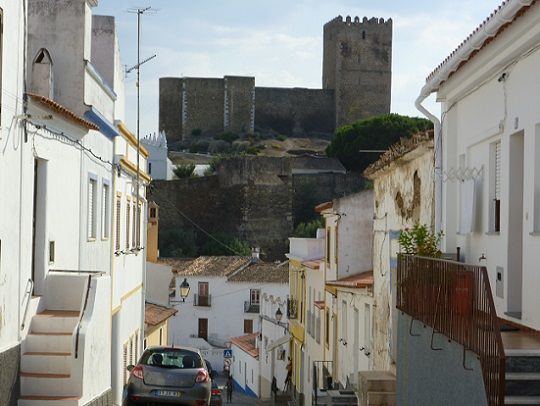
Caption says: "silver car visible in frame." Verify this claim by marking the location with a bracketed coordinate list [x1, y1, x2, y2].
[123, 346, 215, 406]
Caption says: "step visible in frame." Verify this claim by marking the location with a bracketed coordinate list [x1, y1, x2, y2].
[20, 372, 79, 397]
[507, 355, 540, 373]
[506, 373, 540, 397]
[19, 395, 80, 406]
[21, 352, 72, 375]
[358, 371, 396, 392]
[24, 333, 72, 353]
[504, 395, 540, 405]
[367, 391, 396, 406]
[31, 311, 79, 334]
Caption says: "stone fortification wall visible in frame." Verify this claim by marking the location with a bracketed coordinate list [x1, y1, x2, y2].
[181, 78, 225, 138]
[150, 156, 364, 260]
[159, 78, 183, 143]
[323, 16, 392, 126]
[254, 87, 335, 136]
[225, 76, 255, 135]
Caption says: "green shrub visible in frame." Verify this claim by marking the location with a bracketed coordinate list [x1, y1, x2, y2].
[191, 128, 202, 136]
[201, 233, 251, 256]
[214, 132, 239, 143]
[294, 218, 324, 238]
[173, 164, 195, 178]
[276, 134, 287, 142]
[158, 228, 198, 258]
[399, 223, 443, 258]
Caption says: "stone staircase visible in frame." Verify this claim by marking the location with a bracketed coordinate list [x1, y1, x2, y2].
[357, 371, 396, 406]
[505, 350, 540, 405]
[18, 309, 81, 406]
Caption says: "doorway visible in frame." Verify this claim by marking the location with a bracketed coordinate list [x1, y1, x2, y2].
[32, 159, 47, 295]
[507, 131, 524, 318]
[198, 318, 208, 341]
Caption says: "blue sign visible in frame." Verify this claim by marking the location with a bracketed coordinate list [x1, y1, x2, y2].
[224, 349, 232, 359]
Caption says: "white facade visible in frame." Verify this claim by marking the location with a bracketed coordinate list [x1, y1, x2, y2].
[259, 290, 289, 400]
[231, 335, 260, 397]
[425, 0, 540, 330]
[169, 274, 287, 348]
[141, 131, 174, 180]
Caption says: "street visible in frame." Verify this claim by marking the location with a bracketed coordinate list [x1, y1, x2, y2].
[214, 375, 275, 406]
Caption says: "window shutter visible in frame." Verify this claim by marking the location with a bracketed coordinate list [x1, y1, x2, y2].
[115, 198, 121, 251]
[88, 179, 96, 239]
[495, 141, 501, 200]
[123, 344, 128, 384]
[132, 202, 136, 248]
[134, 331, 139, 361]
[102, 184, 109, 239]
[126, 201, 131, 250]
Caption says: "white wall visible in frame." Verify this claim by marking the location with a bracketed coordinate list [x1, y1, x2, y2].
[141, 132, 173, 180]
[146, 262, 174, 306]
[169, 275, 288, 348]
[231, 342, 260, 397]
[437, 2, 540, 330]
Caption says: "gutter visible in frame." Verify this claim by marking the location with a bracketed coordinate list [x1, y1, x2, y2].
[415, 0, 534, 238]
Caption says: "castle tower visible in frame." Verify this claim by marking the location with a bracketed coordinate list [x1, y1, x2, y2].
[323, 16, 392, 127]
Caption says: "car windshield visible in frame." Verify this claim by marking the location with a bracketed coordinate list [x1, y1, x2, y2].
[139, 349, 203, 369]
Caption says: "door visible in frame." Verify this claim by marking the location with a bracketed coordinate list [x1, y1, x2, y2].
[198, 282, 209, 306]
[353, 308, 359, 380]
[244, 319, 253, 334]
[32, 159, 47, 295]
[198, 318, 208, 341]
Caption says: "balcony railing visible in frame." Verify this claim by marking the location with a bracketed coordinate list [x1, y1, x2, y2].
[244, 301, 260, 313]
[287, 298, 298, 319]
[397, 255, 505, 406]
[194, 294, 211, 307]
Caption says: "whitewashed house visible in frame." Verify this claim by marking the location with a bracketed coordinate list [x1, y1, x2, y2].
[141, 131, 174, 180]
[165, 256, 288, 352]
[230, 333, 260, 397]
[259, 289, 289, 400]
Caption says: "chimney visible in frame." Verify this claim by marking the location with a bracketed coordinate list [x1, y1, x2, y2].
[251, 247, 260, 260]
[147, 202, 160, 262]
[31, 48, 54, 99]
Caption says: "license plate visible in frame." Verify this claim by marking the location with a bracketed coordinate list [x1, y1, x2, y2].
[157, 390, 181, 397]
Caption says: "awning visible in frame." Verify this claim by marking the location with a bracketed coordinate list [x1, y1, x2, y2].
[267, 333, 290, 352]
[84, 107, 119, 139]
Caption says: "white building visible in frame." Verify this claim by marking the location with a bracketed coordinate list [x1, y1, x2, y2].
[416, 0, 540, 331]
[165, 256, 288, 350]
[259, 288, 289, 400]
[230, 332, 260, 398]
[141, 131, 174, 180]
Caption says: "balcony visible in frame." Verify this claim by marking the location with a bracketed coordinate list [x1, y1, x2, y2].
[397, 254, 505, 406]
[244, 301, 260, 313]
[287, 298, 298, 320]
[193, 294, 211, 307]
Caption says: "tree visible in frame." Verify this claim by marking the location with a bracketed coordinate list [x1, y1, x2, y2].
[173, 164, 195, 178]
[201, 233, 251, 256]
[326, 113, 433, 172]
[158, 228, 198, 258]
[293, 218, 324, 238]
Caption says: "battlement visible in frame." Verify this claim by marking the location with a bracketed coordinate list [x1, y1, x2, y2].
[324, 15, 392, 29]
[141, 131, 168, 149]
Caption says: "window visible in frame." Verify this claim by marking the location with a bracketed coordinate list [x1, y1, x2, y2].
[132, 201, 137, 248]
[341, 300, 347, 341]
[49, 241, 55, 263]
[143, 338, 147, 350]
[334, 225, 339, 265]
[325, 308, 330, 347]
[102, 183, 110, 239]
[244, 319, 253, 334]
[115, 197, 121, 251]
[148, 162, 152, 175]
[137, 202, 142, 247]
[198, 281, 209, 297]
[159, 328, 163, 345]
[123, 344, 128, 384]
[326, 228, 331, 264]
[126, 199, 131, 249]
[490, 141, 502, 232]
[88, 177, 97, 239]
[250, 289, 260, 305]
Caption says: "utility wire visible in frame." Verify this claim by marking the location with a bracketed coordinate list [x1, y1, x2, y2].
[149, 185, 250, 257]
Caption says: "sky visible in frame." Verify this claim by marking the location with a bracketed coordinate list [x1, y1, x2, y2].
[94, 0, 501, 137]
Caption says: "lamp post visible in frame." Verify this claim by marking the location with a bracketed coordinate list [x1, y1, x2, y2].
[179, 278, 190, 302]
[275, 308, 283, 323]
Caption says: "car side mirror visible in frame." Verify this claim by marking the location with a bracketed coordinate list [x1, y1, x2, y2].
[127, 365, 135, 372]
[210, 370, 218, 379]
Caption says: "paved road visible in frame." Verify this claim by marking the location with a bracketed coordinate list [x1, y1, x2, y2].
[215, 375, 275, 406]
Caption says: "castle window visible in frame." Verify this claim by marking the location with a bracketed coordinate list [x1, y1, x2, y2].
[362, 30, 366, 40]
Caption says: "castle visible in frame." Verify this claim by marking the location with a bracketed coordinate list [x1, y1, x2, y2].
[159, 15, 393, 143]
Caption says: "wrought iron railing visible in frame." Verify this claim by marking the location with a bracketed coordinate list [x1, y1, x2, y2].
[194, 294, 211, 307]
[287, 298, 298, 319]
[397, 255, 505, 406]
[244, 301, 260, 313]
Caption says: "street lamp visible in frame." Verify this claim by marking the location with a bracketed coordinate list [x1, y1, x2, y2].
[179, 278, 190, 302]
[275, 308, 283, 323]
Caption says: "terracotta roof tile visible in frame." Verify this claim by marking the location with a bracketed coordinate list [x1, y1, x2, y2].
[363, 131, 433, 178]
[326, 271, 374, 289]
[227, 261, 289, 284]
[230, 332, 259, 358]
[159, 256, 252, 277]
[26, 93, 100, 131]
[315, 201, 333, 213]
[145, 302, 177, 326]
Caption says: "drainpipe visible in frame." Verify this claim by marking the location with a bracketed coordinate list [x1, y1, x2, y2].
[415, 0, 534, 240]
[415, 94, 442, 237]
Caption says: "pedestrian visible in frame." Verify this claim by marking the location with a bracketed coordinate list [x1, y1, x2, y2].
[271, 375, 278, 400]
[284, 357, 292, 393]
[226, 374, 233, 403]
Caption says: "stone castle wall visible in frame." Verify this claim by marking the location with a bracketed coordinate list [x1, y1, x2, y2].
[149, 156, 364, 260]
[159, 15, 392, 144]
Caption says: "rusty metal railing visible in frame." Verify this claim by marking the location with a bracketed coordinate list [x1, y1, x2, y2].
[397, 255, 505, 406]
